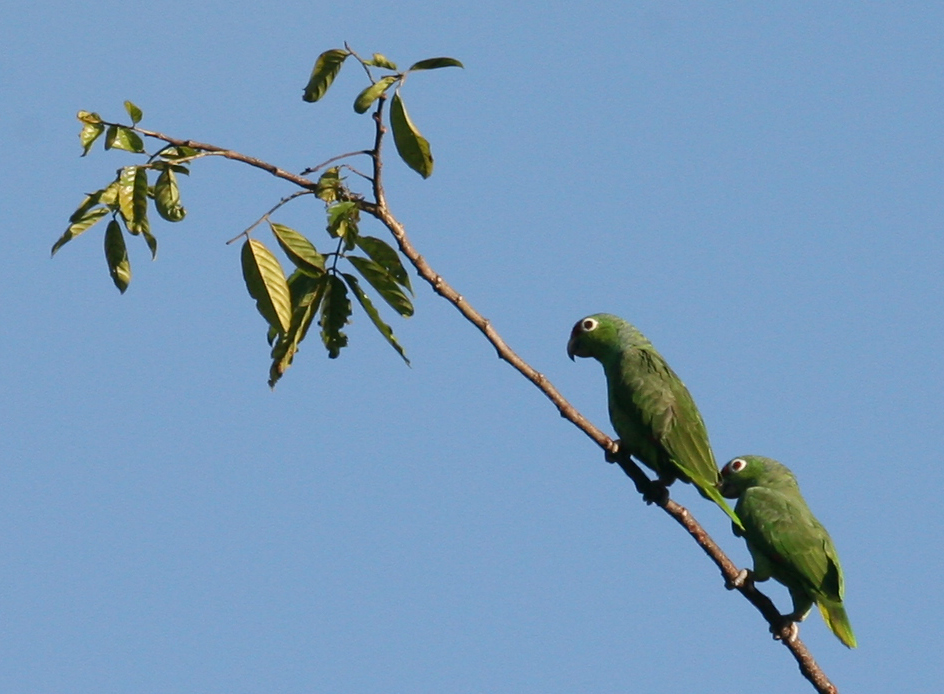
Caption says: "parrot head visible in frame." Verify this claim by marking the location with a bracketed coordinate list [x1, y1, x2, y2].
[567, 313, 626, 361]
[720, 455, 798, 498]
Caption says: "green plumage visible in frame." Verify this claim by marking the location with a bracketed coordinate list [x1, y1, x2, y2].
[720, 455, 856, 648]
[567, 313, 741, 528]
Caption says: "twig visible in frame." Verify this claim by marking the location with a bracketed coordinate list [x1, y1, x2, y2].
[225, 190, 314, 245]
[299, 150, 371, 176]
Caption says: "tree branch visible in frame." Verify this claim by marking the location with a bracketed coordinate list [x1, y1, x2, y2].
[358, 101, 840, 694]
[105, 112, 839, 693]
[122, 123, 320, 191]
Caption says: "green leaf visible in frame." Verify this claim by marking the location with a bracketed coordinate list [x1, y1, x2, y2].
[52, 206, 109, 256]
[154, 168, 186, 222]
[268, 273, 328, 387]
[142, 227, 158, 260]
[302, 49, 349, 102]
[104, 125, 118, 150]
[343, 272, 410, 365]
[77, 110, 102, 124]
[117, 167, 148, 234]
[368, 53, 398, 70]
[326, 201, 360, 245]
[131, 166, 149, 234]
[356, 235, 412, 294]
[269, 222, 325, 276]
[124, 100, 143, 125]
[69, 188, 106, 223]
[353, 75, 398, 114]
[118, 167, 135, 222]
[315, 167, 342, 203]
[160, 146, 200, 160]
[241, 239, 292, 334]
[408, 57, 464, 71]
[79, 121, 105, 156]
[104, 219, 131, 293]
[389, 93, 433, 178]
[105, 125, 145, 153]
[319, 274, 351, 358]
[99, 181, 120, 206]
[347, 255, 414, 317]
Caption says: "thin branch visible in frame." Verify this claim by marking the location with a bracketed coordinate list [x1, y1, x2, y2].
[225, 190, 314, 245]
[299, 150, 371, 176]
[345, 43, 376, 82]
[112, 122, 320, 191]
[359, 99, 840, 694]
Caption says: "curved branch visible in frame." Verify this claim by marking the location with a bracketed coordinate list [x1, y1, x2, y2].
[122, 123, 320, 191]
[224, 190, 315, 245]
[358, 102, 840, 694]
[104, 112, 839, 694]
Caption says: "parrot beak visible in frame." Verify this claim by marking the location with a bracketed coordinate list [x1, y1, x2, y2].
[718, 479, 738, 499]
[566, 334, 577, 361]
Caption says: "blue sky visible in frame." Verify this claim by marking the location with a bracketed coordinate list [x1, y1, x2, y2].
[2, 2, 942, 692]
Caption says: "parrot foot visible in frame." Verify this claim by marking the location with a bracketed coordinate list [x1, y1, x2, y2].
[725, 569, 751, 591]
[771, 617, 800, 644]
[604, 441, 621, 464]
[642, 480, 669, 506]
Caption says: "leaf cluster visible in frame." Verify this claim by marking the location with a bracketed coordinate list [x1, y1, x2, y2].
[56, 47, 461, 385]
[242, 178, 414, 387]
[54, 103, 191, 293]
[303, 48, 463, 178]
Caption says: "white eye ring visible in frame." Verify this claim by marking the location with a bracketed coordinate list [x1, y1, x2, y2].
[729, 458, 747, 474]
[581, 317, 598, 332]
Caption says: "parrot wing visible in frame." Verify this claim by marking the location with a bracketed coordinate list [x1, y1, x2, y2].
[739, 486, 838, 601]
[617, 349, 741, 527]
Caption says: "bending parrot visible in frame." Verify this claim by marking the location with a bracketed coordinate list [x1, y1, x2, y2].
[566, 313, 741, 528]
[720, 455, 856, 648]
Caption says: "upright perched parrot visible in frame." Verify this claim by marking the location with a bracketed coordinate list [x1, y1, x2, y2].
[720, 455, 856, 648]
[567, 313, 740, 527]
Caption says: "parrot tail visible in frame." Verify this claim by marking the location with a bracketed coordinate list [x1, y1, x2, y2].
[697, 482, 744, 531]
[818, 600, 857, 648]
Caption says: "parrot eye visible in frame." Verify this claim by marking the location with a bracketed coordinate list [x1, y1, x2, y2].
[728, 458, 747, 474]
[581, 317, 598, 332]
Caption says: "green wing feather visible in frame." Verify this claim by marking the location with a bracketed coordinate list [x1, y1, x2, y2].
[610, 347, 742, 528]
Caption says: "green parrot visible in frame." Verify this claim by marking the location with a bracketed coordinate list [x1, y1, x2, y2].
[567, 313, 741, 528]
[720, 455, 856, 648]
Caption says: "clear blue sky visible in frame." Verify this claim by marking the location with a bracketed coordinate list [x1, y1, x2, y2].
[2, 2, 941, 692]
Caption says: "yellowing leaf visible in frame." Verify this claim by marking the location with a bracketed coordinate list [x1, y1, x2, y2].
[79, 121, 104, 156]
[154, 168, 186, 222]
[52, 206, 109, 256]
[105, 126, 145, 153]
[241, 239, 292, 334]
[269, 222, 325, 276]
[124, 100, 143, 124]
